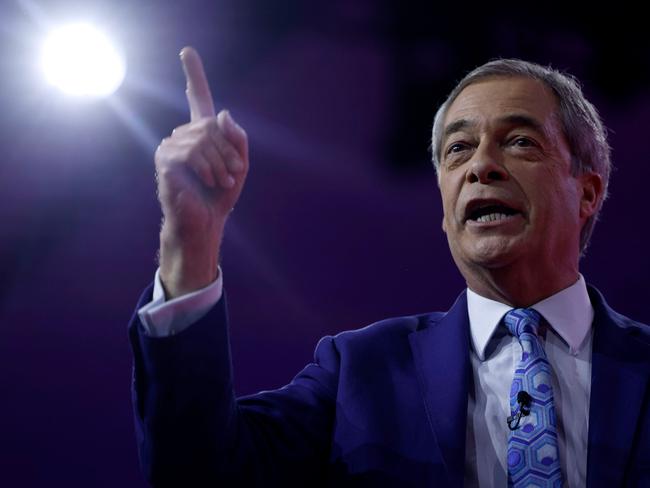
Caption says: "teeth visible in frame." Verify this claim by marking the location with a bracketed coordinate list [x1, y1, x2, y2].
[476, 212, 510, 223]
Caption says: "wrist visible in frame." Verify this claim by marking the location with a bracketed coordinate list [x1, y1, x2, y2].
[159, 224, 222, 299]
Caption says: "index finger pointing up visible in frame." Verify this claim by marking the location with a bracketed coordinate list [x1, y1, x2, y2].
[180, 46, 216, 121]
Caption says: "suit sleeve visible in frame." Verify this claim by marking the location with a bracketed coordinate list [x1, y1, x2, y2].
[128, 284, 340, 487]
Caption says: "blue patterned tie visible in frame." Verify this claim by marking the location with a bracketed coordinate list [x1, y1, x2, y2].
[504, 308, 563, 487]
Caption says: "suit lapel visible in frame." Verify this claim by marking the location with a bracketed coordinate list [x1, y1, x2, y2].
[408, 291, 470, 486]
[586, 286, 649, 486]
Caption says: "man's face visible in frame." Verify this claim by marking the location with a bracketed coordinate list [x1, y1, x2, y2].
[439, 76, 595, 277]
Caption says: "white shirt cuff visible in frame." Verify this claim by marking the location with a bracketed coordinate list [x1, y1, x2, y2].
[137, 267, 224, 338]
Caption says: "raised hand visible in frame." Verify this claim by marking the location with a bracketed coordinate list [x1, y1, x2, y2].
[155, 47, 249, 299]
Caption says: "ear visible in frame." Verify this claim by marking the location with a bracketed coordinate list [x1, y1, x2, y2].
[578, 171, 604, 220]
[441, 216, 447, 234]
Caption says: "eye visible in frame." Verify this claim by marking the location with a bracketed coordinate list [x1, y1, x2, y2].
[446, 142, 468, 155]
[510, 136, 537, 148]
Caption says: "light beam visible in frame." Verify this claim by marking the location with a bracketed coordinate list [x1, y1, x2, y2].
[41, 22, 126, 98]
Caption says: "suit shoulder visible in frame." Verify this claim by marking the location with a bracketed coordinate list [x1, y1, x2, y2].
[589, 284, 650, 346]
[607, 308, 650, 345]
[309, 311, 448, 373]
[331, 310, 446, 346]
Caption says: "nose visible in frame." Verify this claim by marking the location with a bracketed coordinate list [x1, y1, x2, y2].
[466, 145, 508, 184]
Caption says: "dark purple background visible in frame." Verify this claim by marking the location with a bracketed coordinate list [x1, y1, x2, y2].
[1, 1, 648, 486]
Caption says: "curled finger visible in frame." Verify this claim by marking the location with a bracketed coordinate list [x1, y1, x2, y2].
[202, 144, 235, 189]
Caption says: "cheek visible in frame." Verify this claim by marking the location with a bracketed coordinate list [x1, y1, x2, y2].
[527, 173, 582, 224]
[439, 175, 463, 222]
[439, 186, 453, 220]
[441, 195, 461, 233]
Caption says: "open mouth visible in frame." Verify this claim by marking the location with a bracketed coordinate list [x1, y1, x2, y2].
[464, 200, 523, 224]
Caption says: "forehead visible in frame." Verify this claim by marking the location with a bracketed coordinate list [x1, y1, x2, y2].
[443, 76, 560, 133]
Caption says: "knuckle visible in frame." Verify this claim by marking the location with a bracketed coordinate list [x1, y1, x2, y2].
[222, 147, 238, 161]
[203, 146, 221, 165]
[212, 160, 227, 175]
[155, 138, 174, 160]
[156, 164, 174, 181]
[200, 116, 218, 132]
[213, 135, 228, 153]
[194, 120, 217, 144]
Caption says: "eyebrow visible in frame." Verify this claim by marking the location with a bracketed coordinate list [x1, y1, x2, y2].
[443, 114, 547, 141]
[443, 119, 476, 140]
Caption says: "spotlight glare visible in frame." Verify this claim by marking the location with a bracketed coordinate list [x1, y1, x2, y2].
[41, 22, 126, 98]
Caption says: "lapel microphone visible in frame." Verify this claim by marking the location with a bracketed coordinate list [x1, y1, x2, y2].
[507, 391, 533, 431]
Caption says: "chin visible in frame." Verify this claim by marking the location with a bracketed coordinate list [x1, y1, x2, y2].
[460, 236, 525, 269]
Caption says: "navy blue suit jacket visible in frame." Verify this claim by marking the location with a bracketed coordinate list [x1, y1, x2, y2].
[129, 285, 650, 487]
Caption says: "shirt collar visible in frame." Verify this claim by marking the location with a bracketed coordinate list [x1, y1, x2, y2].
[467, 274, 594, 361]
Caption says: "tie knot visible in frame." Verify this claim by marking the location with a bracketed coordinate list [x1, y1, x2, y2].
[504, 308, 541, 338]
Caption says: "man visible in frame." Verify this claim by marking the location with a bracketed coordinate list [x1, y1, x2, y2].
[129, 48, 650, 487]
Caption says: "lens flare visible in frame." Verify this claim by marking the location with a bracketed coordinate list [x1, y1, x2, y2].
[41, 22, 126, 97]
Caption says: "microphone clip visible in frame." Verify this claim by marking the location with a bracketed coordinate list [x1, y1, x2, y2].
[507, 391, 532, 431]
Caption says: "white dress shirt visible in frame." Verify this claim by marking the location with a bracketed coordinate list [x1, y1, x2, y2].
[138, 271, 594, 486]
[138, 268, 223, 337]
[464, 276, 593, 487]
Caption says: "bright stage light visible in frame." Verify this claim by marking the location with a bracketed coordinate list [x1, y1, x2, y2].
[41, 22, 126, 98]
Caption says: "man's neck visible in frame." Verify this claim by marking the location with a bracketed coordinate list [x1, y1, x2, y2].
[463, 263, 580, 308]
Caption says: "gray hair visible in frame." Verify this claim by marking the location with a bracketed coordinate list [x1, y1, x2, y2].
[431, 58, 611, 254]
